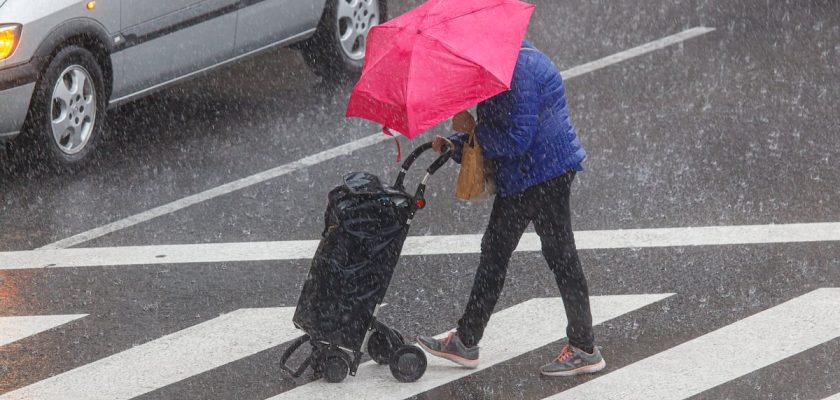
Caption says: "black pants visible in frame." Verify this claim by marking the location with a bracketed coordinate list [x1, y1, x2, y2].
[456, 171, 595, 351]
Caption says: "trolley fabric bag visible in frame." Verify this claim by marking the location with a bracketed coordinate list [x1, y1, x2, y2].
[281, 142, 451, 384]
[293, 172, 412, 350]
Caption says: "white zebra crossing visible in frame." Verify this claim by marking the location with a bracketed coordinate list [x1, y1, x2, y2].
[3, 291, 835, 400]
[0, 307, 299, 400]
[543, 288, 840, 400]
[4, 221, 840, 270]
[267, 293, 673, 400]
[0, 314, 87, 347]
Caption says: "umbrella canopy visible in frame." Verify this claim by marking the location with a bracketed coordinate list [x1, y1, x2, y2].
[346, 0, 535, 139]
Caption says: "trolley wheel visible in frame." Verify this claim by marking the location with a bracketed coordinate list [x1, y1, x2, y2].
[312, 356, 324, 379]
[368, 330, 403, 365]
[389, 345, 427, 383]
[322, 350, 350, 383]
[393, 329, 405, 344]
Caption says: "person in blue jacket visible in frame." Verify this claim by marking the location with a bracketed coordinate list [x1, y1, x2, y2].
[416, 40, 605, 377]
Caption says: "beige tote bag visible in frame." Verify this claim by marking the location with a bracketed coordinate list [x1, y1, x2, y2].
[455, 132, 495, 202]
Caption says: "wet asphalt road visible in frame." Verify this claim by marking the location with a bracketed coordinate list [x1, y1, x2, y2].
[1, 0, 840, 399]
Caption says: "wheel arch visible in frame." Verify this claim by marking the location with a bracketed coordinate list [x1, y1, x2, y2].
[299, 0, 389, 81]
[31, 18, 114, 100]
[379, 0, 388, 22]
[317, 0, 389, 23]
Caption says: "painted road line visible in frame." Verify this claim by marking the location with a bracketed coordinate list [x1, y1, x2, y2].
[0, 314, 87, 347]
[4, 222, 840, 270]
[823, 394, 840, 400]
[0, 307, 299, 400]
[544, 288, 840, 400]
[267, 293, 673, 400]
[38, 134, 392, 250]
[2, 240, 320, 270]
[562, 27, 715, 79]
[40, 26, 716, 251]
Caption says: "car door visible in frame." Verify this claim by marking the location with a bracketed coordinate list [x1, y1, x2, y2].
[234, 0, 325, 55]
[120, 0, 198, 30]
[110, 0, 238, 100]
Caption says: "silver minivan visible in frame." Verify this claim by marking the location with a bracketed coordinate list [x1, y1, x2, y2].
[0, 0, 385, 169]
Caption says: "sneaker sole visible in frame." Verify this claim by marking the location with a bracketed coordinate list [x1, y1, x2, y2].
[540, 359, 606, 377]
[416, 341, 479, 369]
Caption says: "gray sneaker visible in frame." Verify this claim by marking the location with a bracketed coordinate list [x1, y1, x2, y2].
[416, 332, 479, 369]
[540, 345, 606, 377]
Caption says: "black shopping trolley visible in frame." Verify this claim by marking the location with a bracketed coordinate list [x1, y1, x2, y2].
[280, 142, 451, 383]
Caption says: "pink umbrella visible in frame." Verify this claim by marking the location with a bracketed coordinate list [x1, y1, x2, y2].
[346, 0, 535, 139]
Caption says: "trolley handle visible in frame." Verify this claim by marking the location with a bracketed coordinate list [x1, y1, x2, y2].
[426, 148, 452, 175]
[393, 141, 452, 191]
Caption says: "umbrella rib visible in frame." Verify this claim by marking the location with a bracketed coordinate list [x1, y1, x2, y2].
[403, 36, 420, 134]
[361, 24, 406, 74]
[421, 2, 512, 31]
[416, 0, 444, 30]
[361, 40, 402, 79]
[354, 36, 413, 132]
[418, 1, 532, 86]
[420, 33, 510, 88]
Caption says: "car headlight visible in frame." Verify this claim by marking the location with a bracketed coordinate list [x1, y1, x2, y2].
[0, 24, 21, 61]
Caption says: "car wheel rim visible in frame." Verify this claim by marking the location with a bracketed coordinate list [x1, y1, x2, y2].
[50, 65, 96, 155]
[336, 0, 379, 61]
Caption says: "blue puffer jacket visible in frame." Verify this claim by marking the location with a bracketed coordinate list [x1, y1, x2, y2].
[450, 40, 586, 197]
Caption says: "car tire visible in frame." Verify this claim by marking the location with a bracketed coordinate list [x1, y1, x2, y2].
[301, 0, 387, 82]
[22, 45, 107, 171]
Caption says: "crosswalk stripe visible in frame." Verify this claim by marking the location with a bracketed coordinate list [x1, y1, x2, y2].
[0, 314, 87, 347]
[0, 307, 299, 400]
[4, 222, 840, 270]
[266, 293, 673, 400]
[543, 288, 840, 400]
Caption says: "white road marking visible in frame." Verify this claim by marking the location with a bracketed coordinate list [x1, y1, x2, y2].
[3, 221, 839, 270]
[0, 314, 87, 347]
[823, 394, 840, 400]
[544, 288, 840, 400]
[562, 27, 715, 79]
[267, 293, 673, 400]
[39, 26, 715, 251]
[0, 307, 299, 400]
[38, 134, 392, 250]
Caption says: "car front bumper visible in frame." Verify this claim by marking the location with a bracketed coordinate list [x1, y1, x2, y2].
[0, 61, 37, 141]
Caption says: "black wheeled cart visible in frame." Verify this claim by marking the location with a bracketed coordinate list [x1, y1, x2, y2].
[280, 142, 451, 383]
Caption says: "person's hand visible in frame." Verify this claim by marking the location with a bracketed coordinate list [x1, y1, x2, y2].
[452, 111, 476, 134]
[432, 135, 454, 154]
